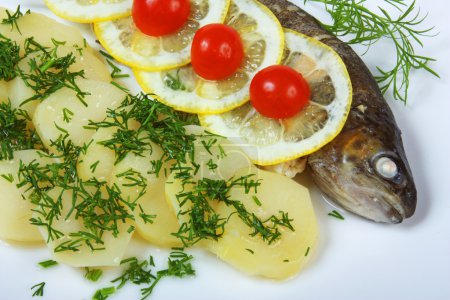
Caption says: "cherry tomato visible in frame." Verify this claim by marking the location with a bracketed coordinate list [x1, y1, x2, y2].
[191, 24, 244, 81]
[250, 65, 310, 119]
[132, 0, 191, 37]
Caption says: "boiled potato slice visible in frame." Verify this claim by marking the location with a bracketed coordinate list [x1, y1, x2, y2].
[8, 46, 111, 118]
[33, 79, 126, 152]
[0, 10, 88, 55]
[184, 125, 253, 181]
[112, 141, 182, 248]
[37, 187, 133, 267]
[0, 150, 59, 242]
[7, 77, 37, 118]
[0, 80, 9, 103]
[207, 168, 318, 280]
[77, 126, 117, 182]
[77, 118, 140, 182]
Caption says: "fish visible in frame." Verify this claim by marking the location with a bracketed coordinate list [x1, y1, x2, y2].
[259, 0, 417, 223]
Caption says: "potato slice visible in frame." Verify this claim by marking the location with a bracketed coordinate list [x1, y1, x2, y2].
[77, 118, 140, 182]
[207, 168, 318, 280]
[0, 10, 88, 55]
[0, 80, 9, 103]
[0, 150, 59, 242]
[37, 187, 133, 267]
[33, 79, 126, 152]
[7, 46, 111, 118]
[112, 142, 182, 248]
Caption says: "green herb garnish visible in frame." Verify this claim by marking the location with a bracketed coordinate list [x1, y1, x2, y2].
[92, 286, 116, 300]
[328, 210, 345, 220]
[306, 0, 438, 103]
[305, 246, 311, 257]
[38, 259, 58, 268]
[19, 38, 89, 106]
[31, 282, 45, 297]
[0, 34, 20, 81]
[0, 101, 42, 160]
[1, 6, 30, 34]
[85, 268, 103, 282]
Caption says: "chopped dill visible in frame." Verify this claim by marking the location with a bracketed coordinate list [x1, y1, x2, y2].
[19, 38, 89, 107]
[92, 286, 116, 300]
[328, 210, 345, 220]
[0, 34, 20, 81]
[0, 101, 42, 160]
[62, 108, 74, 123]
[38, 259, 58, 268]
[305, 246, 311, 257]
[1, 173, 14, 183]
[98, 249, 195, 300]
[1, 6, 30, 34]
[31, 282, 45, 297]
[84, 268, 103, 282]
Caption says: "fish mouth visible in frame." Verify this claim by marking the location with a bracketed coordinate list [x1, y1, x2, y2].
[339, 183, 407, 223]
[311, 169, 415, 223]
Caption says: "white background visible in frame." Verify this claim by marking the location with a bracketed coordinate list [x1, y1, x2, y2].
[1, 0, 449, 299]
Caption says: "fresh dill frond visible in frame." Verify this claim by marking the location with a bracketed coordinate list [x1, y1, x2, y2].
[18, 134, 140, 252]
[31, 282, 45, 297]
[97, 250, 194, 300]
[174, 174, 294, 247]
[112, 257, 156, 289]
[84, 268, 103, 282]
[140, 249, 195, 299]
[306, 0, 438, 103]
[328, 209, 345, 220]
[19, 38, 89, 106]
[92, 286, 116, 300]
[0, 101, 42, 160]
[1, 5, 30, 34]
[38, 259, 58, 268]
[0, 34, 20, 81]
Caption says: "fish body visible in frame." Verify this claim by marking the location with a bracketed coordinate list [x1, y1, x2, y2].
[260, 0, 417, 223]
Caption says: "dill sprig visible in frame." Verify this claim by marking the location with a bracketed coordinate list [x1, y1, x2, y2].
[38, 259, 58, 268]
[0, 34, 20, 81]
[98, 249, 194, 300]
[174, 174, 295, 247]
[84, 268, 103, 282]
[19, 38, 89, 106]
[18, 134, 140, 252]
[0, 101, 42, 160]
[306, 0, 438, 103]
[328, 209, 345, 220]
[1, 5, 30, 34]
[31, 282, 45, 297]
[92, 287, 116, 300]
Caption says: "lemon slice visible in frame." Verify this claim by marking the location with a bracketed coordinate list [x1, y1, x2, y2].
[133, 0, 284, 114]
[94, 0, 230, 71]
[44, 0, 132, 23]
[199, 29, 352, 165]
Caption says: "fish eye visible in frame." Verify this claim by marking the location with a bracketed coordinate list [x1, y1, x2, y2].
[374, 156, 398, 179]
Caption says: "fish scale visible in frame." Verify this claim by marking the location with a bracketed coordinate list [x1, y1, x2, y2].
[260, 0, 417, 223]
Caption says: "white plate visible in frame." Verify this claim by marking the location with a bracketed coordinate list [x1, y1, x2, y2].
[1, 1, 450, 299]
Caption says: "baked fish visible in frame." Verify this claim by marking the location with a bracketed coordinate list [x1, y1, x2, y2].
[260, 0, 417, 223]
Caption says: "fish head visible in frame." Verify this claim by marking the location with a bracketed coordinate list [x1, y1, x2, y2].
[309, 127, 417, 223]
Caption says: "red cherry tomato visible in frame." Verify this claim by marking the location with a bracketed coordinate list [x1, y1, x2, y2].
[191, 24, 244, 81]
[250, 65, 310, 119]
[132, 0, 191, 37]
